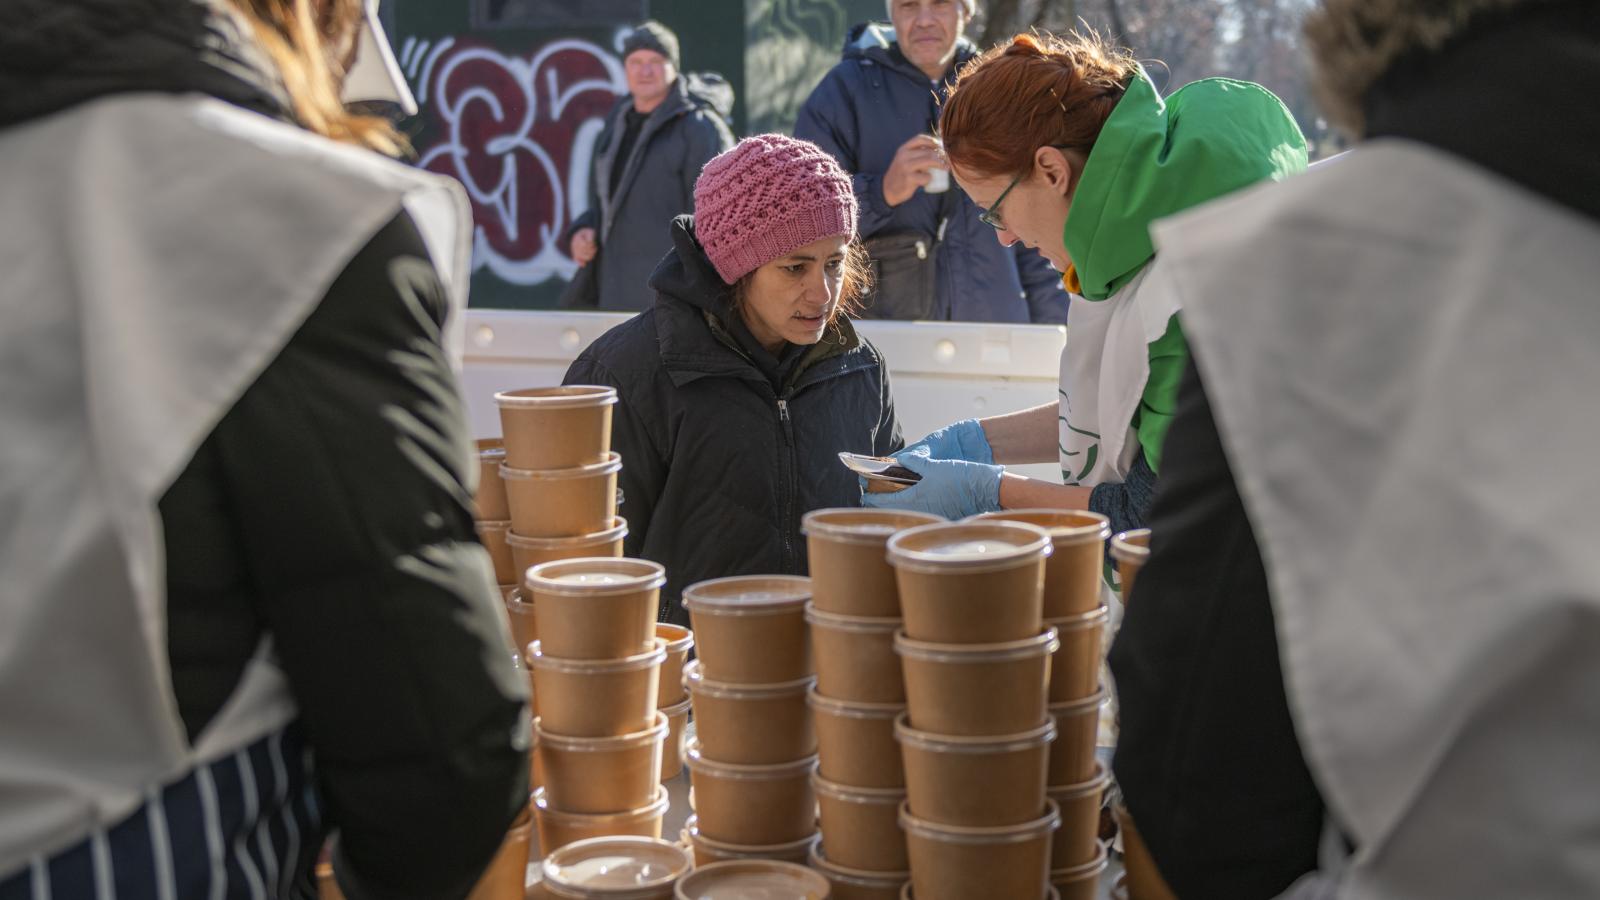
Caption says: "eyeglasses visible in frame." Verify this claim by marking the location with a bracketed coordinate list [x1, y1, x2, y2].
[977, 173, 1024, 231]
[976, 146, 1074, 232]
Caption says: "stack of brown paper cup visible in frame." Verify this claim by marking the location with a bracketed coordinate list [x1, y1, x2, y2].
[524, 557, 671, 856]
[537, 835, 691, 900]
[680, 575, 820, 866]
[800, 508, 944, 896]
[972, 510, 1115, 885]
[884, 520, 1060, 900]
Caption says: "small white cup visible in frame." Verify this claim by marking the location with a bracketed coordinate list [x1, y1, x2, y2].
[924, 166, 950, 194]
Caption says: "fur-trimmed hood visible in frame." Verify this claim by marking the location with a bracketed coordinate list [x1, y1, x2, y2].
[1305, 0, 1571, 136]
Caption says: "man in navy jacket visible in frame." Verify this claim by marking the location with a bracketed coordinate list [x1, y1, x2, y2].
[795, 0, 1069, 324]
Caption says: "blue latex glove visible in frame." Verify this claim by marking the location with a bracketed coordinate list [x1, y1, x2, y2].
[897, 418, 994, 464]
[861, 449, 1003, 520]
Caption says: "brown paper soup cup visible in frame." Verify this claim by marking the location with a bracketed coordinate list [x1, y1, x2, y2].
[660, 697, 691, 781]
[682, 575, 812, 684]
[683, 739, 818, 846]
[464, 806, 532, 900]
[672, 860, 830, 900]
[503, 454, 621, 538]
[655, 624, 694, 707]
[808, 692, 905, 789]
[527, 557, 664, 660]
[1044, 607, 1108, 704]
[803, 509, 944, 618]
[1047, 687, 1106, 787]
[509, 519, 627, 576]
[811, 774, 908, 872]
[896, 628, 1057, 736]
[536, 713, 667, 814]
[809, 842, 907, 900]
[540, 835, 690, 900]
[806, 604, 904, 704]
[495, 385, 617, 471]
[896, 715, 1054, 827]
[970, 510, 1108, 619]
[1109, 529, 1151, 599]
[1047, 764, 1110, 870]
[475, 438, 511, 521]
[1051, 841, 1108, 900]
[684, 660, 816, 764]
[887, 522, 1051, 644]
[476, 520, 518, 585]
[533, 785, 670, 856]
[529, 639, 665, 737]
[680, 817, 818, 867]
[900, 800, 1059, 900]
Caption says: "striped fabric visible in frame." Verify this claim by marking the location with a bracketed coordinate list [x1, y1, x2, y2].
[0, 726, 323, 900]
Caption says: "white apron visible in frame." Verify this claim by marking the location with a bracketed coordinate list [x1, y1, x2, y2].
[1057, 263, 1183, 487]
[1153, 140, 1600, 899]
[0, 93, 470, 875]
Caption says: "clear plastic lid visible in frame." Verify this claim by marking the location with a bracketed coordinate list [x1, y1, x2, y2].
[528, 638, 665, 674]
[887, 521, 1052, 574]
[802, 602, 900, 633]
[898, 798, 1061, 845]
[654, 623, 694, 653]
[535, 712, 667, 751]
[683, 739, 817, 780]
[527, 557, 665, 596]
[805, 689, 903, 721]
[541, 836, 690, 898]
[893, 626, 1060, 664]
[1109, 528, 1151, 563]
[808, 841, 908, 886]
[506, 518, 627, 550]
[970, 508, 1110, 545]
[499, 452, 622, 482]
[494, 385, 618, 409]
[801, 508, 944, 544]
[683, 660, 814, 700]
[672, 860, 830, 900]
[681, 575, 811, 616]
[893, 713, 1056, 754]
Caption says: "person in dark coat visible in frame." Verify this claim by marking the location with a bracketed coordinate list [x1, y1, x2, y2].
[564, 134, 903, 624]
[561, 21, 735, 311]
[1110, 1, 1600, 898]
[794, 2, 1069, 323]
[0, 0, 527, 896]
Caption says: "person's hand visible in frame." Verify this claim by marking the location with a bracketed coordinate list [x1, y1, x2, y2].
[882, 134, 947, 207]
[860, 450, 1003, 520]
[895, 418, 994, 464]
[571, 227, 598, 266]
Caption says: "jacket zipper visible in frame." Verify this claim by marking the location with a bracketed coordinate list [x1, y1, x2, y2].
[776, 397, 798, 572]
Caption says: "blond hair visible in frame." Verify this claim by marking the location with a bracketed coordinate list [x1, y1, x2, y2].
[229, 0, 406, 156]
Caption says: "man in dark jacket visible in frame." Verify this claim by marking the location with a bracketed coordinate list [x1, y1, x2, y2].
[562, 21, 734, 311]
[794, 2, 1069, 323]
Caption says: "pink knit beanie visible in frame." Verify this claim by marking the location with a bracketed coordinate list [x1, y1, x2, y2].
[693, 134, 858, 285]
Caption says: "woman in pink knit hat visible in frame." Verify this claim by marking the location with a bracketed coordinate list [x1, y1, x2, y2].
[565, 134, 904, 624]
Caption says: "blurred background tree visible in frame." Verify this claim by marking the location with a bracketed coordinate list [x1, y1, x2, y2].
[970, 0, 1342, 155]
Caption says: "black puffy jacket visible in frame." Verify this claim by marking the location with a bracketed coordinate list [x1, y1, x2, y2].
[564, 219, 903, 624]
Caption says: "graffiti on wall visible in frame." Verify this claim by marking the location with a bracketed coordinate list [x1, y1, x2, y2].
[400, 35, 626, 286]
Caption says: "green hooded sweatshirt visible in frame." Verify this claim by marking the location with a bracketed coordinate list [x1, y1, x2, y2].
[1064, 67, 1307, 471]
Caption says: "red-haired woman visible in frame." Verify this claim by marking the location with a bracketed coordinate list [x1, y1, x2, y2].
[864, 31, 1306, 538]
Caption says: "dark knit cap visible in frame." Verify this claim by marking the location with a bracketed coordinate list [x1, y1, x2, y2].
[622, 21, 680, 69]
